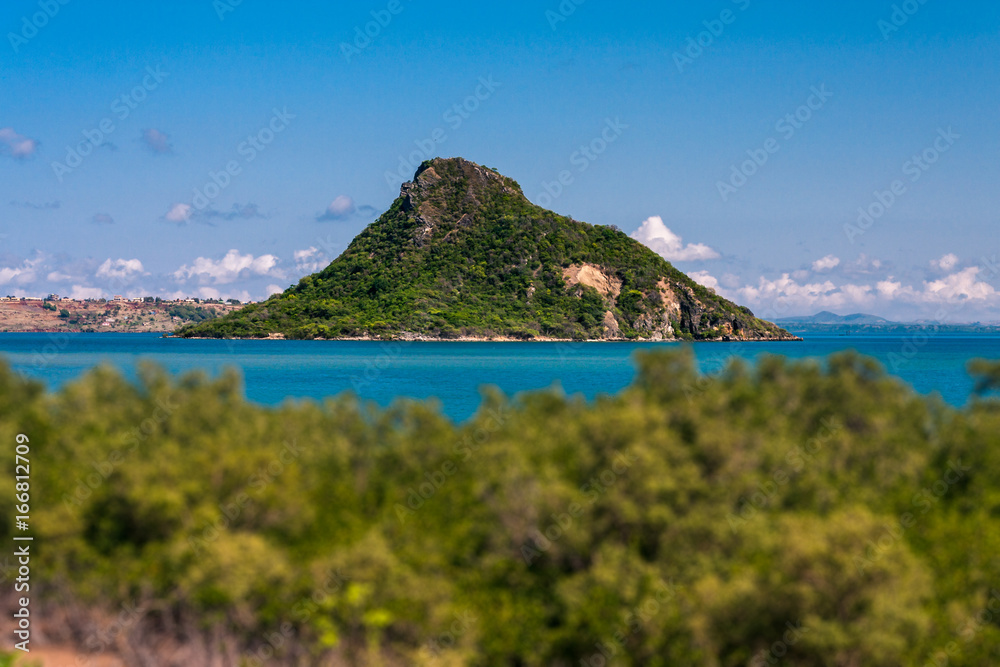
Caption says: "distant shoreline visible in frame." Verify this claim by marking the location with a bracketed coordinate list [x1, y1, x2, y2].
[170, 333, 804, 343]
[0, 298, 243, 334]
[0, 331, 803, 342]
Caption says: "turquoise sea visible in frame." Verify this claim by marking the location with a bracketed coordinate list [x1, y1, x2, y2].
[0, 332, 997, 422]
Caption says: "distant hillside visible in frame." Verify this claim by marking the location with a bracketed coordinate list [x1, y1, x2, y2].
[776, 311, 1000, 335]
[777, 311, 891, 325]
[0, 298, 240, 333]
[178, 158, 798, 342]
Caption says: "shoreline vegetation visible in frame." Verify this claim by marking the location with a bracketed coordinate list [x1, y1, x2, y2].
[170, 332, 804, 342]
[2, 350, 1000, 664]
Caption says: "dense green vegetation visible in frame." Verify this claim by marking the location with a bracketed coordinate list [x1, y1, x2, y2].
[179, 158, 792, 342]
[167, 304, 222, 323]
[3, 352, 1000, 664]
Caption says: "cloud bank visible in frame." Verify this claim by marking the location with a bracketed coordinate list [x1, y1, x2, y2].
[631, 216, 720, 262]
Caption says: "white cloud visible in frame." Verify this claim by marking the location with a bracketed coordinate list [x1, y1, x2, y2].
[631, 216, 720, 262]
[162, 202, 264, 224]
[839, 283, 875, 303]
[846, 254, 883, 274]
[293, 247, 318, 262]
[165, 203, 192, 223]
[689, 271, 719, 290]
[317, 195, 356, 221]
[197, 203, 265, 222]
[735, 274, 868, 315]
[266, 284, 283, 297]
[0, 255, 43, 286]
[729, 265, 999, 320]
[174, 249, 280, 284]
[0, 127, 38, 159]
[924, 267, 995, 301]
[69, 285, 105, 300]
[0, 267, 29, 285]
[811, 255, 840, 272]
[293, 246, 331, 274]
[931, 253, 959, 272]
[876, 279, 902, 298]
[96, 258, 145, 281]
[721, 273, 742, 289]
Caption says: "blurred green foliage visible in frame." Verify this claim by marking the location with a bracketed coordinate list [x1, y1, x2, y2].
[968, 358, 1000, 396]
[2, 350, 1000, 665]
[0, 651, 39, 666]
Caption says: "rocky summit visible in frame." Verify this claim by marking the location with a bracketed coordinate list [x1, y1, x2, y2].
[177, 157, 799, 341]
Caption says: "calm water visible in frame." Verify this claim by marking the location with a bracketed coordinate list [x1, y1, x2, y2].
[1, 332, 997, 422]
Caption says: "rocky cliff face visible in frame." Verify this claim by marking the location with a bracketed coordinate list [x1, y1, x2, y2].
[178, 157, 799, 341]
[560, 260, 791, 342]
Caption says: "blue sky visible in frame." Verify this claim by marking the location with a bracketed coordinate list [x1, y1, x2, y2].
[1, 0, 998, 321]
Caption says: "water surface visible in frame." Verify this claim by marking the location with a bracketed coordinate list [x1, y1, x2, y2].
[1, 332, 996, 421]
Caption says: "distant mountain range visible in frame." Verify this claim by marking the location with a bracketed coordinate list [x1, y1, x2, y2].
[776, 311, 891, 325]
[776, 311, 1000, 333]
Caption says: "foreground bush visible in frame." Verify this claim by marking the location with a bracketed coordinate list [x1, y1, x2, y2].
[1, 350, 999, 665]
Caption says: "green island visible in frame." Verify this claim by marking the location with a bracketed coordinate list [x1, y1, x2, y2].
[177, 158, 797, 342]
